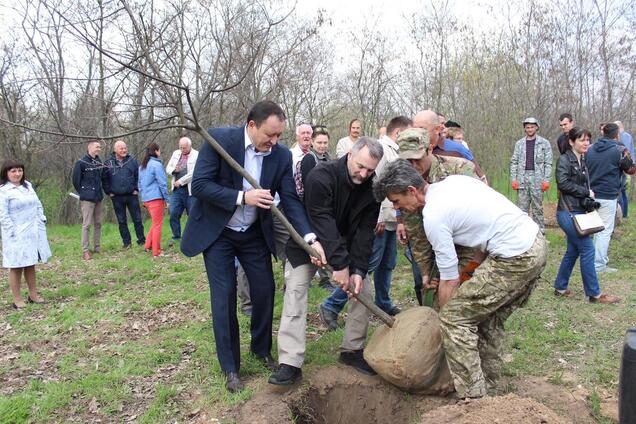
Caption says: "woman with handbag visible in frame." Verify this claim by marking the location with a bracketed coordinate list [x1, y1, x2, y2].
[554, 127, 619, 303]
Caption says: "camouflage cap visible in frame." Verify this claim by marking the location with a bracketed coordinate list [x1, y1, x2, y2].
[398, 128, 430, 160]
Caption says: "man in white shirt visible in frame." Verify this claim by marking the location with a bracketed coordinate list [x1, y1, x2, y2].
[165, 137, 199, 245]
[336, 119, 362, 158]
[374, 161, 547, 400]
[290, 123, 313, 174]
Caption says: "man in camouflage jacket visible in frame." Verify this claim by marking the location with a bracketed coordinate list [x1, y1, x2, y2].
[397, 128, 485, 306]
[509, 117, 553, 232]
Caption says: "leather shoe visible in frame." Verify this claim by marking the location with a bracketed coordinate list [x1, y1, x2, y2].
[589, 293, 620, 304]
[256, 354, 278, 371]
[224, 372, 244, 393]
[387, 306, 401, 316]
[339, 350, 377, 376]
[83, 251, 92, 260]
[319, 304, 339, 331]
[268, 364, 302, 385]
[554, 289, 573, 297]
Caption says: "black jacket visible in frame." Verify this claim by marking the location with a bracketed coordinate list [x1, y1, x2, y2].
[587, 138, 634, 200]
[556, 150, 591, 212]
[286, 155, 380, 276]
[72, 154, 105, 202]
[103, 153, 140, 196]
[556, 133, 569, 155]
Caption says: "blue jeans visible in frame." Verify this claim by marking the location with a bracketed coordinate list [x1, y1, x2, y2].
[111, 194, 145, 245]
[593, 198, 617, 272]
[620, 185, 629, 218]
[169, 187, 193, 240]
[322, 230, 398, 314]
[554, 210, 600, 297]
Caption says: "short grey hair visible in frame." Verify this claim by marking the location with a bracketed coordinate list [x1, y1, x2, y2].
[351, 136, 384, 161]
[373, 159, 425, 202]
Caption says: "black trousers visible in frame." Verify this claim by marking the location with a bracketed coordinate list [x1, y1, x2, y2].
[111, 194, 145, 245]
[202, 224, 274, 373]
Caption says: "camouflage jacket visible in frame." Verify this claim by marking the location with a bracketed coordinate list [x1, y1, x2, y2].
[509, 136, 553, 188]
[404, 154, 480, 277]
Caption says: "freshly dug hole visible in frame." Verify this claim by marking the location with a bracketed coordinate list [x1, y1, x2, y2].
[364, 306, 454, 393]
[286, 368, 417, 424]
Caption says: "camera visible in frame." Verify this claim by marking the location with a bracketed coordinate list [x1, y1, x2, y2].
[582, 197, 601, 212]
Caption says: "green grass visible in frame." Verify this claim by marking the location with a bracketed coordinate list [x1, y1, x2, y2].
[0, 210, 632, 422]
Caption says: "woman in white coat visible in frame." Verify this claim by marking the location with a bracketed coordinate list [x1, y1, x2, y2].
[0, 160, 51, 309]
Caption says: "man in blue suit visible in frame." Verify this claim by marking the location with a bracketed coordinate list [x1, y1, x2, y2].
[181, 101, 325, 392]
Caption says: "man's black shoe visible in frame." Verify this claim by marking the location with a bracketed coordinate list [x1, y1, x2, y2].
[268, 364, 302, 385]
[255, 353, 278, 371]
[123, 243, 131, 249]
[338, 350, 377, 376]
[224, 371, 244, 393]
[319, 304, 339, 331]
[387, 306, 401, 316]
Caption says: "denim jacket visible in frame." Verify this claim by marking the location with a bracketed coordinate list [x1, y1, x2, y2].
[139, 157, 169, 202]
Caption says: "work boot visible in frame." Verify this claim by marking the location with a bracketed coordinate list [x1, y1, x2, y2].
[319, 304, 338, 331]
[338, 350, 377, 376]
[224, 372, 244, 393]
[268, 364, 302, 385]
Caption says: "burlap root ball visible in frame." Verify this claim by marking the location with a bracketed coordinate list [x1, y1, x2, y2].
[364, 306, 454, 394]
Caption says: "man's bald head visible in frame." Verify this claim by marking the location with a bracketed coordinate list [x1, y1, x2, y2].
[113, 139, 128, 159]
[413, 110, 441, 146]
[179, 137, 192, 154]
[413, 110, 439, 129]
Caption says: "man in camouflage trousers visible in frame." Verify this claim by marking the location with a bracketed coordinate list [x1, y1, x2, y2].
[510, 117, 553, 233]
[374, 161, 547, 399]
[396, 128, 485, 306]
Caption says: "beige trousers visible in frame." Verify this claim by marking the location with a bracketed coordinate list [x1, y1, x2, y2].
[277, 261, 371, 367]
[80, 200, 102, 253]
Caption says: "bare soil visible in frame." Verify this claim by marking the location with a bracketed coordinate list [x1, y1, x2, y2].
[417, 393, 568, 423]
[231, 366, 600, 424]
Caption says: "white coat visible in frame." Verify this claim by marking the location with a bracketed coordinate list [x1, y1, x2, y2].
[165, 148, 199, 195]
[0, 181, 52, 268]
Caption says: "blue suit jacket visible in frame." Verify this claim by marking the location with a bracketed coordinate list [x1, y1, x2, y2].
[181, 126, 312, 257]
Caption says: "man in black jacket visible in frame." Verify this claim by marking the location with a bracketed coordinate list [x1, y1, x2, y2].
[268, 137, 383, 386]
[72, 140, 106, 260]
[103, 140, 145, 248]
[587, 123, 635, 273]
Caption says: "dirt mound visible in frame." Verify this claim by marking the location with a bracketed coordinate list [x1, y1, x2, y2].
[418, 394, 569, 424]
[364, 306, 453, 393]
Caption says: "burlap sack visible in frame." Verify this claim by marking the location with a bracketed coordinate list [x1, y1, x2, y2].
[364, 306, 454, 394]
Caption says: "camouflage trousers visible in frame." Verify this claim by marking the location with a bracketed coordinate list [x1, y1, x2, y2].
[517, 179, 545, 233]
[439, 233, 547, 398]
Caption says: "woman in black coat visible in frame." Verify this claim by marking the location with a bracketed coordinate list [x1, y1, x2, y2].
[554, 127, 619, 303]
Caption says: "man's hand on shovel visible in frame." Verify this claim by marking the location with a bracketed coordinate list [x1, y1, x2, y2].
[309, 241, 327, 268]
